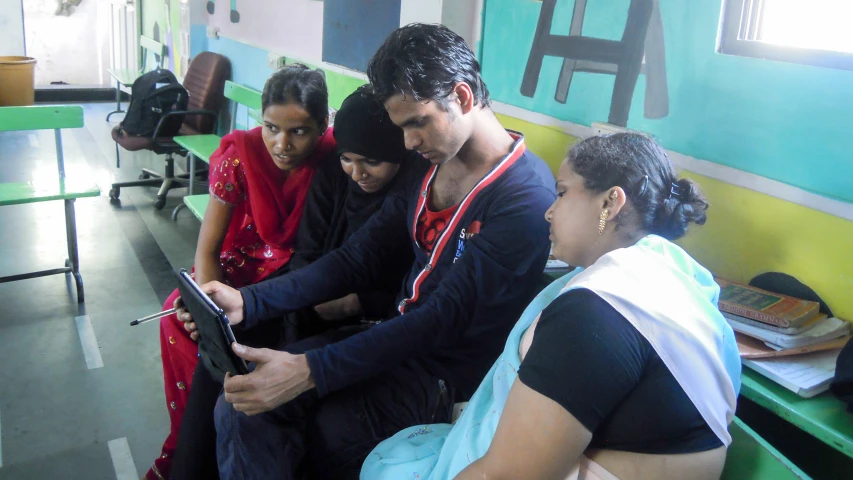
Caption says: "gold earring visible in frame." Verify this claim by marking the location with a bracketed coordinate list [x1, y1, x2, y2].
[598, 209, 609, 235]
[609, 190, 618, 201]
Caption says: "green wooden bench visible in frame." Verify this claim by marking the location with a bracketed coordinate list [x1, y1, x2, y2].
[172, 81, 263, 221]
[741, 368, 853, 459]
[106, 35, 165, 122]
[0, 106, 100, 303]
[722, 417, 810, 479]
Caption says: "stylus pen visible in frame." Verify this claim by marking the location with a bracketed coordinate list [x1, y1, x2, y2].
[130, 307, 179, 326]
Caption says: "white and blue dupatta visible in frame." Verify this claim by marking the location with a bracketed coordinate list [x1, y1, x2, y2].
[361, 235, 741, 479]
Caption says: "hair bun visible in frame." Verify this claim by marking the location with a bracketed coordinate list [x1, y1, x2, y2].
[651, 178, 708, 239]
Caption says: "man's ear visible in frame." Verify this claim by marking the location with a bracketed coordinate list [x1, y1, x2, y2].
[452, 82, 475, 115]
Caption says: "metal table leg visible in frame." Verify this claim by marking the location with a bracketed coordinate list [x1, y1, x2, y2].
[106, 80, 125, 121]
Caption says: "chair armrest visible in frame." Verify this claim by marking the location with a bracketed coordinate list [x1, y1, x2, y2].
[151, 110, 219, 148]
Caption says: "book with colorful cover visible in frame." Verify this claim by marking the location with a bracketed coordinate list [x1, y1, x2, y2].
[716, 278, 820, 328]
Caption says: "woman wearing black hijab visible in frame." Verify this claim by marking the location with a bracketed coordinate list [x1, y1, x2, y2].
[283, 84, 421, 338]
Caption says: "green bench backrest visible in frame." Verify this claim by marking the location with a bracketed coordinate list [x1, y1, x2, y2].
[0, 105, 84, 132]
[224, 81, 263, 131]
[181, 83, 263, 220]
[224, 81, 262, 110]
[140, 35, 165, 71]
[722, 418, 810, 479]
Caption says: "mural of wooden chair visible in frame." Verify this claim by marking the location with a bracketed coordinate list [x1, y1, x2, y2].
[520, 0, 668, 127]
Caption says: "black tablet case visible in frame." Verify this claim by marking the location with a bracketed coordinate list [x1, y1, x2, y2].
[173, 269, 249, 379]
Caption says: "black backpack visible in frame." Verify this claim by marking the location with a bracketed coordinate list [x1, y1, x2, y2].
[120, 69, 189, 137]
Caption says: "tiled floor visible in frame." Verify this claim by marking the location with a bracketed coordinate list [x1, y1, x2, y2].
[0, 102, 202, 479]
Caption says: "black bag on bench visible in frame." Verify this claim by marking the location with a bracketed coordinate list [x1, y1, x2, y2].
[120, 69, 189, 137]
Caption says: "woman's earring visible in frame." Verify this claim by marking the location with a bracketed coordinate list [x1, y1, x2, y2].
[598, 210, 609, 235]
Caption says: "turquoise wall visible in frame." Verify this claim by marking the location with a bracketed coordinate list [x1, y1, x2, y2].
[191, 25, 271, 130]
[481, 0, 853, 202]
[190, 25, 270, 91]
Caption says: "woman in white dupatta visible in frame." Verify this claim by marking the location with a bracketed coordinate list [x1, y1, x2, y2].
[361, 133, 741, 480]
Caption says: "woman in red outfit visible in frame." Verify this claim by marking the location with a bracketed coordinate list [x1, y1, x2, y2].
[144, 64, 335, 480]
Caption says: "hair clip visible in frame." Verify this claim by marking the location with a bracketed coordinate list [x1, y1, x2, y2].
[636, 175, 649, 197]
[669, 182, 685, 201]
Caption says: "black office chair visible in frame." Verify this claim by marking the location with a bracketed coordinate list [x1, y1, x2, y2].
[109, 52, 230, 209]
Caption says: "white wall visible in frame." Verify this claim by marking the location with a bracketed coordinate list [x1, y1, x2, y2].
[0, 0, 26, 56]
[400, 0, 442, 26]
[23, 0, 111, 85]
[399, 0, 483, 54]
[207, 0, 325, 61]
[442, 0, 483, 54]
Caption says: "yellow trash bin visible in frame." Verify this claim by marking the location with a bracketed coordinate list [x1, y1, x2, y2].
[0, 56, 37, 106]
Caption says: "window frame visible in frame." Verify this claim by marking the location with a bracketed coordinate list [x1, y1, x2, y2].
[717, 0, 853, 71]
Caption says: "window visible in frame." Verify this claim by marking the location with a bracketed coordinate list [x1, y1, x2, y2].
[718, 0, 853, 71]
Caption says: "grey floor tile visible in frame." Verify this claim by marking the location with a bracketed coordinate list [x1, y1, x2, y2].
[0, 441, 119, 480]
[0, 102, 198, 477]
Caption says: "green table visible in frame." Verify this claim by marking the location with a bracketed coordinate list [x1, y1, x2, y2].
[740, 368, 853, 459]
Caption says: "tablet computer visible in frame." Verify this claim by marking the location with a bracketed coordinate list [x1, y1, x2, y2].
[173, 269, 249, 378]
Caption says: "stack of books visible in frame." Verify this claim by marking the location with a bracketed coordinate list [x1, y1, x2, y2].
[717, 278, 850, 398]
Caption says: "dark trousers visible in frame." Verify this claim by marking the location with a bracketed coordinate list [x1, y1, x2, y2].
[170, 362, 222, 480]
[169, 315, 291, 480]
[214, 331, 453, 480]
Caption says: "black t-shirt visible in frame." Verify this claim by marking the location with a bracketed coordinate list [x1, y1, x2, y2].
[517, 289, 723, 454]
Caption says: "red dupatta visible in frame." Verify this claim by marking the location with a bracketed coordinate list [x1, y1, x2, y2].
[211, 126, 336, 286]
[234, 126, 335, 249]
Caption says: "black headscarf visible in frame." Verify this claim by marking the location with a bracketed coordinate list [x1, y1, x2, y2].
[329, 85, 411, 235]
[333, 85, 408, 164]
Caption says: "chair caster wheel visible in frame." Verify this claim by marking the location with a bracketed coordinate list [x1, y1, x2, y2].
[154, 198, 166, 210]
[139, 172, 150, 180]
[109, 187, 120, 199]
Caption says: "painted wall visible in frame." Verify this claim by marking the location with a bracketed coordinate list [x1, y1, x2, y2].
[205, 0, 324, 61]
[186, 0, 853, 319]
[513, 123, 853, 322]
[0, 0, 25, 56]
[188, 0, 481, 72]
[322, 0, 401, 72]
[142, 0, 189, 76]
[481, 0, 853, 203]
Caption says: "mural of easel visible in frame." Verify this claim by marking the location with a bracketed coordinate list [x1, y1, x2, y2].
[207, 0, 240, 23]
[520, 0, 668, 127]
